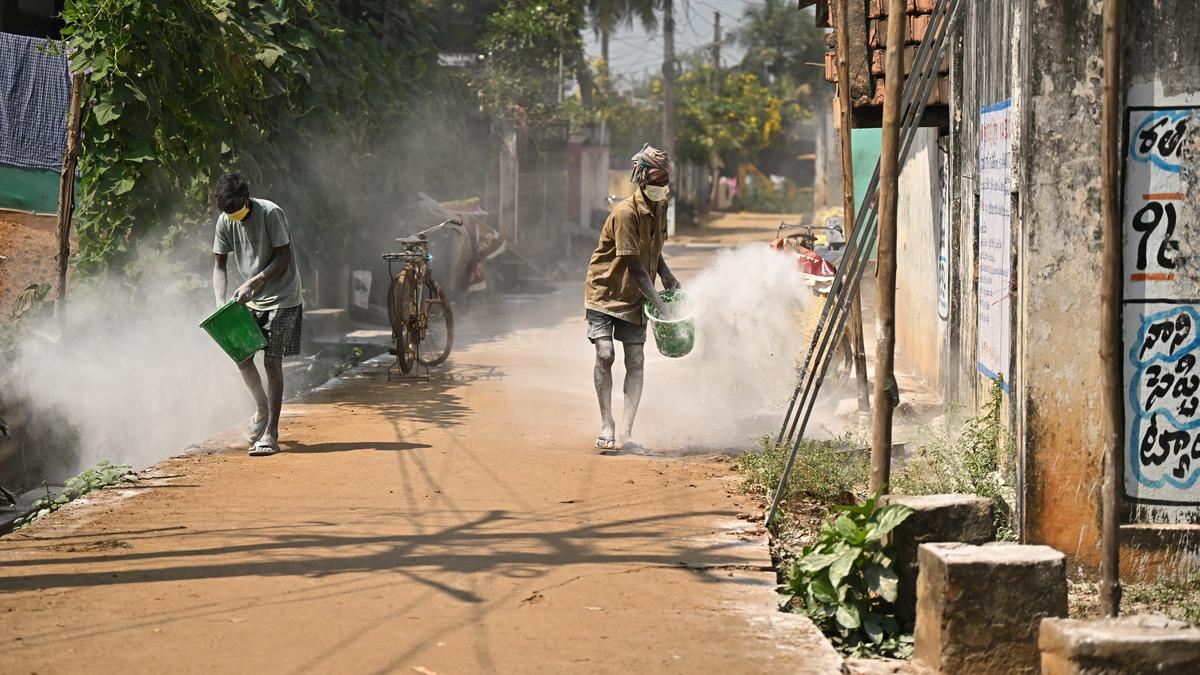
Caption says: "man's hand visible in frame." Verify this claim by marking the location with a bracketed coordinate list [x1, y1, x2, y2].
[662, 274, 682, 292]
[234, 275, 265, 304]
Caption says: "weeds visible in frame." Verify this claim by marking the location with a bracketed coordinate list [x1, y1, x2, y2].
[783, 492, 914, 659]
[14, 461, 137, 529]
[738, 433, 868, 506]
[1122, 574, 1200, 625]
[892, 379, 1018, 540]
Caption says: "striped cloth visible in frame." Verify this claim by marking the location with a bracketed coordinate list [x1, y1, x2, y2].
[0, 32, 71, 171]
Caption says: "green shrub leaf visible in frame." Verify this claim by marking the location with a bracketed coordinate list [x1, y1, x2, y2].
[865, 564, 899, 603]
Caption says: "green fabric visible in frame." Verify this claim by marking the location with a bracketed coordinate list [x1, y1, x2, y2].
[0, 163, 63, 213]
[212, 198, 303, 311]
[851, 128, 882, 259]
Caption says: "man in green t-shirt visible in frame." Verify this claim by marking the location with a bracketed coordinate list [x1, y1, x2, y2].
[211, 173, 303, 456]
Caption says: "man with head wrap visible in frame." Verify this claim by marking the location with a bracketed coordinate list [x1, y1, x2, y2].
[583, 144, 681, 453]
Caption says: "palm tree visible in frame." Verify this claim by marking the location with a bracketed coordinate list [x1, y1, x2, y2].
[735, 0, 826, 93]
[586, 0, 660, 65]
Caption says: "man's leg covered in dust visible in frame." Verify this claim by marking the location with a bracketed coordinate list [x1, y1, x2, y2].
[620, 343, 645, 448]
[238, 356, 269, 430]
[261, 355, 285, 447]
[594, 337, 617, 449]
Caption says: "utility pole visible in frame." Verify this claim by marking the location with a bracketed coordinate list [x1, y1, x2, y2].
[662, 0, 676, 234]
[662, 0, 676, 159]
[835, 0, 871, 415]
[871, 0, 906, 494]
[711, 11, 721, 95]
[56, 71, 84, 314]
[1099, 0, 1124, 619]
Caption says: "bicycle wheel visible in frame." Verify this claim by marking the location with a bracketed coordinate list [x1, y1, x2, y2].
[387, 270, 417, 374]
[417, 278, 454, 367]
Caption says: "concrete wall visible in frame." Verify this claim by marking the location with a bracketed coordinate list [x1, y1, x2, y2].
[895, 129, 946, 390]
[1020, 0, 1108, 568]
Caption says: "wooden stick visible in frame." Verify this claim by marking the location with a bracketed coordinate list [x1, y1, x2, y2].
[835, 0, 871, 414]
[871, 0, 907, 494]
[56, 71, 85, 313]
[1099, 0, 1123, 619]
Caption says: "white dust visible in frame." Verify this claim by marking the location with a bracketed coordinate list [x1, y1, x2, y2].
[639, 244, 821, 452]
[4, 276, 247, 479]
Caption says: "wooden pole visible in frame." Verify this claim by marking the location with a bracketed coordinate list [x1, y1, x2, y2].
[836, 0, 871, 415]
[56, 71, 85, 312]
[871, 0, 907, 494]
[1099, 0, 1123, 619]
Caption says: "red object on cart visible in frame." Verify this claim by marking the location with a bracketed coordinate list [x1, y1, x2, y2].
[771, 237, 837, 291]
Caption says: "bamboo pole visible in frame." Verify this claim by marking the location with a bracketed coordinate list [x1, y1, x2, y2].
[835, 0, 871, 414]
[56, 71, 85, 313]
[871, 0, 907, 494]
[1099, 0, 1123, 619]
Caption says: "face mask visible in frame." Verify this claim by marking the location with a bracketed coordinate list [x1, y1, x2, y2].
[643, 184, 669, 202]
[227, 204, 250, 222]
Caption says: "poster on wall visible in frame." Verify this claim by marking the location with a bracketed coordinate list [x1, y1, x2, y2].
[1123, 104, 1199, 511]
[976, 100, 1013, 390]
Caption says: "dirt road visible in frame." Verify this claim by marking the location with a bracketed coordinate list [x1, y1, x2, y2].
[0, 213, 842, 674]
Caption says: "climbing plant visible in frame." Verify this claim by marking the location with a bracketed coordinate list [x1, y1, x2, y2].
[60, 0, 435, 274]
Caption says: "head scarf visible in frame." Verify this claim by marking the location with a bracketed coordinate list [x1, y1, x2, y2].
[630, 143, 672, 186]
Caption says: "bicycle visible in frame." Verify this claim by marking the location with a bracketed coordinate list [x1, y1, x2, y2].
[381, 219, 459, 375]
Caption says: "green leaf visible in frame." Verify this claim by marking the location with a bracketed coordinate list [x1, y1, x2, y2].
[863, 616, 884, 644]
[828, 547, 859, 588]
[93, 101, 121, 125]
[865, 564, 899, 603]
[797, 552, 839, 574]
[113, 177, 136, 195]
[835, 602, 861, 629]
[809, 575, 838, 604]
[866, 505, 914, 542]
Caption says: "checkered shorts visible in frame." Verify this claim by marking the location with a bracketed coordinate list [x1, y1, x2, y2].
[251, 304, 303, 358]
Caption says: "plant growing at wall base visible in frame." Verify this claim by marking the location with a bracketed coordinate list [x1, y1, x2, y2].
[782, 492, 914, 658]
[13, 461, 137, 529]
[738, 434, 868, 505]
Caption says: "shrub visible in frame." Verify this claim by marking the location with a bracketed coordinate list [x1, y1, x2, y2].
[14, 461, 136, 529]
[738, 434, 869, 506]
[892, 379, 1018, 539]
[783, 492, 914, 658]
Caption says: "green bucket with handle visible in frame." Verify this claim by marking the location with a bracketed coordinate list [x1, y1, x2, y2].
[201, 300, 266, 364]
[645, 289, 695, 359]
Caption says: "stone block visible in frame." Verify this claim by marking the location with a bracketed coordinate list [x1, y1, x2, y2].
[1040, 615, 1200, 675]
[915, 542, 1067, 675]
[880, 493, 994, 625]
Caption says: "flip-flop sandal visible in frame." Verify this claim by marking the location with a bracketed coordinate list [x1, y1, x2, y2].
[245, 415, 268, 443]
[249, 439, 279, 457]
[595, 436, 616, 451]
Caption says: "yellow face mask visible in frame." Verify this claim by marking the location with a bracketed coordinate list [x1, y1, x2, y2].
[227, 204, 250, 222]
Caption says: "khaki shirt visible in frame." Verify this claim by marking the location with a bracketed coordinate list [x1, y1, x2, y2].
[583, 189, 667, 324]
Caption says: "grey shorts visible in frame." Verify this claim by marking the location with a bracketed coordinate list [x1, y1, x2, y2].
[586, 309, 646, 344]
[252, 304, 303, 358]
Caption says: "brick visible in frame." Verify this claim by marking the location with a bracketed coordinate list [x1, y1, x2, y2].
[915, 543, 1067, 675]
[1040, 615, 1200, 675]
[880, 494, 993, 626]
[870, 46, 950, 77]
[869, 0, 939, 18]
[825, 50, 838, 84]
[871, 14, 937, 49]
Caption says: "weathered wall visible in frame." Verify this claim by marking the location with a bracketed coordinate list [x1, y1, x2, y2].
[1119, 0, 1200, 539]
[895, 129, 946, 390]
[1020, 0, 1107, 568]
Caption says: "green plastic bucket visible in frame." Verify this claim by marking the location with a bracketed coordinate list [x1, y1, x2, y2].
[645, 289, 695, 359]
[200, 301, 266, 364]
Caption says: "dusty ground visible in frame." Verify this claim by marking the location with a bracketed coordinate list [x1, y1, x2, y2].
[0, 209, 60, 313]
[0, 214, 845, 674]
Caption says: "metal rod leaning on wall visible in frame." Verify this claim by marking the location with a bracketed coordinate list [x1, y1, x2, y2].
[56, 71, 85, 314]
[767, 0, 959, 527]
[1099, 0, 1124, 619]
[776, 0, 949, 448]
